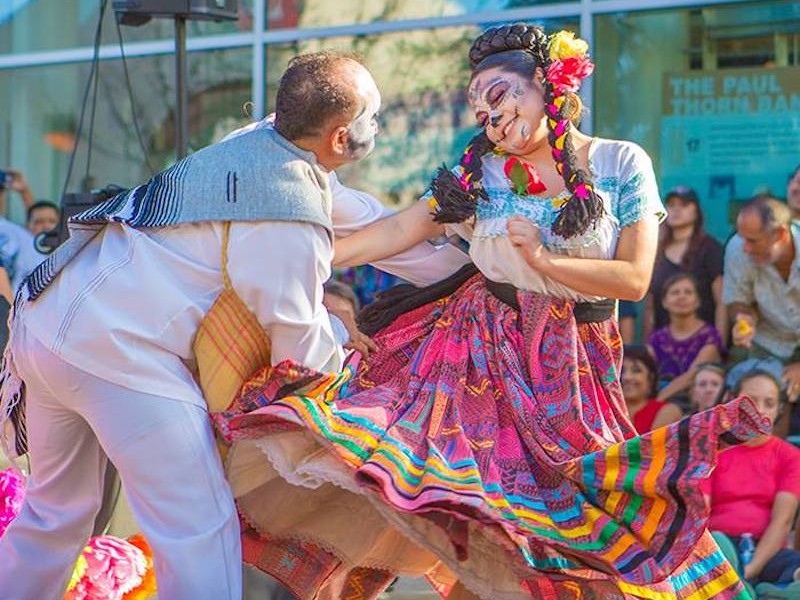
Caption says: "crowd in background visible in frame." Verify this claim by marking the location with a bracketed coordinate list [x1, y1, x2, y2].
[618, 165, 800, 597]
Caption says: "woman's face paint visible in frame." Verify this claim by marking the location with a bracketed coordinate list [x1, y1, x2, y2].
[468, 67, 547, 155]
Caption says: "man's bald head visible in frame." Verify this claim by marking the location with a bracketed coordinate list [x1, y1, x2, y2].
[274, 51, 371, 141]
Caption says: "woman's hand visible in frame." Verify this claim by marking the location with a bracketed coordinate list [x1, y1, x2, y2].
[507, 216, 548, 268]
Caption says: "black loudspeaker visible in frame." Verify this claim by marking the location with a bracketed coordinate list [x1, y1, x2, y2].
[112, 0, 238, 26]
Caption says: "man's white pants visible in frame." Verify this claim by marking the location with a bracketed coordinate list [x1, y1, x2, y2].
[0, 326, 242, 600]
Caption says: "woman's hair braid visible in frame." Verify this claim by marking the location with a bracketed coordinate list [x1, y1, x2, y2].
[543, 78, 605, 239]
[429, 131, 494, 224]
[468, 23, 547, 69]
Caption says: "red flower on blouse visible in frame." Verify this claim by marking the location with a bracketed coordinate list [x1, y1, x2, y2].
[503, 157, 548, 196]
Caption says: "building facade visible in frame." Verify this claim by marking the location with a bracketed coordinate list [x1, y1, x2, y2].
[0, 0, 798, 240]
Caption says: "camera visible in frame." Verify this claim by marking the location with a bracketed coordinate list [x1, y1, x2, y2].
[0, 170, 14, 190]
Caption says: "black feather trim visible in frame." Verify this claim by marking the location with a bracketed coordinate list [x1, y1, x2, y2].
[429, 165, 478, 224]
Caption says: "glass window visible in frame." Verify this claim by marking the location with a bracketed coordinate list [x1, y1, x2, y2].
[594, 0, 800, 242]
[0, 47, 251, 222]
[0, 0, 253, 55]
[264, 18, 579, 207]
[265, 0, 574, 31]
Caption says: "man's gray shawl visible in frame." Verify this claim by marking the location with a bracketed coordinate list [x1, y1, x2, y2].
[25, 127, 333, 300]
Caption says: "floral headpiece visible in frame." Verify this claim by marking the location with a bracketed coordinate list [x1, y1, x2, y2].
[545, 30, 595, 95]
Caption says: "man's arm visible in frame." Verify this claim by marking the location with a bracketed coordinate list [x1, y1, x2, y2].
[227, 221, 343, 372]
[331, 175, 469, 287]
[722, 236, 758, 347]
[3, 169, 36, 210]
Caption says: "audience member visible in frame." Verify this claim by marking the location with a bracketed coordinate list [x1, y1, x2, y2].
[0, 168, 35, 216]
[323, 279, 374, 358]
[724, 195, 800, 410]
[0, 218, 46, 292]
[644, 186, 725, 341]
[618, 299, 638, 343]
[334, 263, 402, 307]
[787, 164, 800, 221]
[703, 368, 800, 594]
[621, 345, 682, 433]
[687, 362, 727, 414]
[26, 200, 60, 237]
[648, 273, 723, 402]
[324, 277, 360, 312]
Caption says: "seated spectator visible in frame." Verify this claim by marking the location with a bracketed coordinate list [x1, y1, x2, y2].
[323, 279, 375, 358]
[644, 186, 725, 342]
[702, 368, 800, 593]
[687, 362, 727, 414]
[724, 195, 800, 423]
[26, 200, 60, 237]
[648, 273, 723, 402]
[622, 345, 682, 433]
[787, 164, 800, 222]
[324, 279, 360, 321]
[0, 168, 35, 216]
[618, 299, 638, 344]
[334, 264, 403, 307]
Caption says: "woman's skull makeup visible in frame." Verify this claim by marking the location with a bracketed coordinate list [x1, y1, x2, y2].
[468, 69, 545, 153]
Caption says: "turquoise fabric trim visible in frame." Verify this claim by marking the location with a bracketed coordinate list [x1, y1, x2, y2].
[475, 176, 623, 228]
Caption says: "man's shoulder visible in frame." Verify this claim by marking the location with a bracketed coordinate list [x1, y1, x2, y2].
[723, 234, 753, 268]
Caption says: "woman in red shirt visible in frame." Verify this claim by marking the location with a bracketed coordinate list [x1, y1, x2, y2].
[622, 345, 682, 433]
[703, 369, 800, 591]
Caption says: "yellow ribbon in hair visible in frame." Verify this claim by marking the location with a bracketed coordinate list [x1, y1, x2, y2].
[549, 30, 589, 61]
[554, 134, 566, 151]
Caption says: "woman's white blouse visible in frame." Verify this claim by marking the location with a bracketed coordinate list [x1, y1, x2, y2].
[440, 138, 665, 301]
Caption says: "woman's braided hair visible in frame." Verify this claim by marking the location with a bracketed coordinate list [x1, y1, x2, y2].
[430, 23, 603, 239]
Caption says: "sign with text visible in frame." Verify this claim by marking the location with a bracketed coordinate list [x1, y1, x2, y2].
[661, 67, 800, 241]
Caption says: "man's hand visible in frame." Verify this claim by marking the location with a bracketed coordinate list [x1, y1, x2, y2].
[5, 169, 29, 194]
[327, 306, 378, 359]
[731, 312, 756, 349]
[783, 362, 800, 403]
[2, 168, 34, 208]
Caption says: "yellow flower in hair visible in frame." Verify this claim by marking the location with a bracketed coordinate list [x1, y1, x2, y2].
[548, 31, 589, 61]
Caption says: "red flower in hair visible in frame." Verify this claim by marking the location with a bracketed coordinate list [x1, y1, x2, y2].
[546, 56, 595, 94]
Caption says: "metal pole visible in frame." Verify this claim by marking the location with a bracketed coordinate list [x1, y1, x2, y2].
[175, 15, 188, 158]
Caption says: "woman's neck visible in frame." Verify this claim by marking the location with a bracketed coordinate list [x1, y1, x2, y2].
[669, 224, 693, 244]
[745, 434, 772, 447]
[625, 397, 648, 414]
[520, 125, 592, 163]
[668, 313, 703, 336]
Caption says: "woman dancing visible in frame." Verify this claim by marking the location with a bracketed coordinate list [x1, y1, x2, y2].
[216, 23, 766, 600]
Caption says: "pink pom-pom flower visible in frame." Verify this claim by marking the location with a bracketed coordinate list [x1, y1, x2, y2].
[546, 56, 595, 94]
[65, 535, 147, 600]
[0, 467, 25, 538]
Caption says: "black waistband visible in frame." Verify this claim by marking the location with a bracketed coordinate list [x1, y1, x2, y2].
[484, 278, 615, 323]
